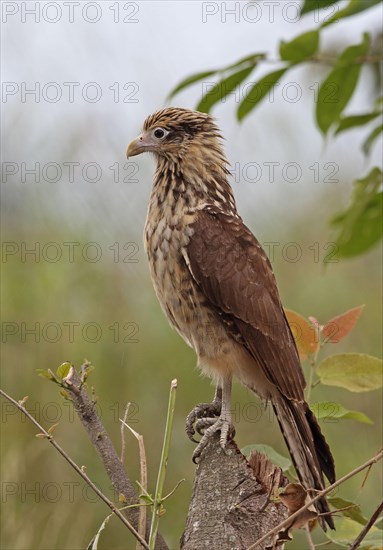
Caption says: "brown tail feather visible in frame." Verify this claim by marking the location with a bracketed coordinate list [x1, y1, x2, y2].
[272, 395, 335, 531]
[305, 405, 336, 485]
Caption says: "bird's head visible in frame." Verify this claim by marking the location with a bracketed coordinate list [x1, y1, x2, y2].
[127, 107, 235, 213]
[127, 107, 226, 166]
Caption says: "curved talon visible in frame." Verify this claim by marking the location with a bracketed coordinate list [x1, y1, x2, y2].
[185, 414, 198, 442]
[192, 418, 235, 463]
[185, 400, 222, 443]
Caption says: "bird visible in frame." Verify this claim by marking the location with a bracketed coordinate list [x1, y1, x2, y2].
[126, 107, 335, 530]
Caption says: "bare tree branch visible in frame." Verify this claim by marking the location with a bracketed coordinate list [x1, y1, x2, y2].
[0, 387, 152, 550]
[62, 365, 168, 550]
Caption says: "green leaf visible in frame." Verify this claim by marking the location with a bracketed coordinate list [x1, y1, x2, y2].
[168, 53, 265, 100]
[322, 0, 382, 27]
[57, 361, 71, 379]
[328, 497, 367, 525]
[197, 65, 255, 113]
[138, 494, 153, 504]
[279, 30, 319, 64]
[241, 443, 292, 472]
[167, 70, 217, 99]
[317, 353, 383, 392]
[36, 369, 51, 379]
[363, 123, 383, 155]
[224, 53, 266, 72]
[326, 517, 382, 547]
[237, 68, 288, 121]
[36, 368, 58, 383]
[331, 167, 383, 257]
[311, 402, 373, 424]
[316, 33, 371, 134]
[300, 0, 339, 16]
[335, 112, 381, 135]
[81, 362, 94, 380]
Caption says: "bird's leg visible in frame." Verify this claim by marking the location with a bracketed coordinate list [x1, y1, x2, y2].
[191, 376, 235, 463]
[185, 384, 222, 443]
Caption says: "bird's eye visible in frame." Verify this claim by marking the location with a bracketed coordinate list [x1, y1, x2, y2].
[154, 128, 167, 139]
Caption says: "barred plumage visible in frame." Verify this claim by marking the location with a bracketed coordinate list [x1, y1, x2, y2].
[127, 107, 335, 531]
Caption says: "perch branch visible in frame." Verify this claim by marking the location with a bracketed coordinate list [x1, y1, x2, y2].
[181, 436, 289, 549]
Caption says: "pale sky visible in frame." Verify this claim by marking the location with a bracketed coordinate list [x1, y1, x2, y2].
[2, 0, 382, 241]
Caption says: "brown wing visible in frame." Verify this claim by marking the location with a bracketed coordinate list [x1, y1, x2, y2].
[185, 208, 306, 402]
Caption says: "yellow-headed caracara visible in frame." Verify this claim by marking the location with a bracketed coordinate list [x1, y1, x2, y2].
[127, 108, 335, 530]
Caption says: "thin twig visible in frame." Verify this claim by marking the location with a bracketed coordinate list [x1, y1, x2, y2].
[307, 54, 383, 66]
[0, 388, 150, 550]
[162, 478, 185, 501]
[305, 525, 316, 550]
[136, 432, 148, 550]
[120, 402, 131, 464]
[120, 419, 148, 550]
[306, 363, 316, 403]
[349, 500, 383, 550]
[360, 463, 373, 490]
[247, 449, 383, 550]
[235, 54, 383, 68]
[149, 379, 177, 550]
[305, 327, 322, 403]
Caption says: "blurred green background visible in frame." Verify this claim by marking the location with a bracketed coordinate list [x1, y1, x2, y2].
[1, 1, 382, 549]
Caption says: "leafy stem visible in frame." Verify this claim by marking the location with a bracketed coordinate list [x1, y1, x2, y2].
[148, 379, 178, 549]
[306, 326, 323, 403]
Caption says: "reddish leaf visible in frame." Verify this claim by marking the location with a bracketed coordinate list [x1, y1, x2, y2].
[322, 305, 364, 343]
[285, 309, 320, 360]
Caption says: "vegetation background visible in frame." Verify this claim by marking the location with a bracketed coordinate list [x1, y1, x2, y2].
[1, 1, 382, 549]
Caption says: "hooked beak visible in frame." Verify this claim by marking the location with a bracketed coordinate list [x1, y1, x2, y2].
[126, 132, 155, 158]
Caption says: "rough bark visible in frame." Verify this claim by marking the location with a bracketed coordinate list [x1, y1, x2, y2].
[181, 434, 288, 550]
